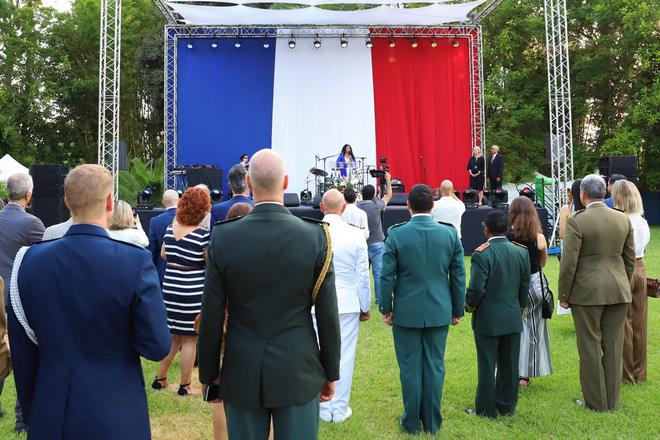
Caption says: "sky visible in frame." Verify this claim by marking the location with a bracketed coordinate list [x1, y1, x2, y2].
[42, 0, 72, 12]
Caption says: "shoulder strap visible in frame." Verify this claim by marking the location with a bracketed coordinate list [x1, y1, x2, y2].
[311, 223, 333, 305]
[10, 246, 38, 345]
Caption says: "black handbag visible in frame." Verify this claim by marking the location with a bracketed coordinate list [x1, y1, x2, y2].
[539, 269, 554, 319]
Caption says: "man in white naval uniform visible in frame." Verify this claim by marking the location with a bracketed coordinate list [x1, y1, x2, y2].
[317, 189, 371, 423]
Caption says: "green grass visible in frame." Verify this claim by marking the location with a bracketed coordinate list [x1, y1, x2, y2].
[2, 229, 659, 439]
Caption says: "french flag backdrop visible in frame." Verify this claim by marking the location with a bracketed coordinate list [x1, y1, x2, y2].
[176, 36, 471, 196]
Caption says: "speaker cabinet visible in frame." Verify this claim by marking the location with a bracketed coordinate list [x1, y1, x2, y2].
[598, 156, 638, 183]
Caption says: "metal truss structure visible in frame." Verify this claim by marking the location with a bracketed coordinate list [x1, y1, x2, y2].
[98, 0, 122, 198]
[544, 0, 574, 244]
[163, 25, 484, 189]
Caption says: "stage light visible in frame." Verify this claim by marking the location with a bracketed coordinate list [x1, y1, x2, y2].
[519, 186, 536, 203]
[210, 188, 223, 202]
[313, 35, 321, 49]
[451, 39, 460, 48]
[288, 38, 296, 49]
[365, 37, 373, 48]
[176, 189, 184, 198]
[411, 38, 418, 48]
[234, 40, 241, 48]
[137, 188, 153, 208]
[340, 35, 348, 48]
[388, 39, 396, 48]
[186, 42, 193, 49]
[491, 188, 508, 208]
[430, 39, 438, 48]
[462, 189, 479, 208]
[211, 41, 218, 48]
[263, 41, 270, 49]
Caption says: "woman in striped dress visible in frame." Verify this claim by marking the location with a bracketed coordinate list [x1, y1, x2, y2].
[508, 196, 553, 386]
[152, 187, 210, 396]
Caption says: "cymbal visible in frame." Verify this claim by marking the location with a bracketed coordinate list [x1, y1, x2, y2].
[309, 167, 328, 177]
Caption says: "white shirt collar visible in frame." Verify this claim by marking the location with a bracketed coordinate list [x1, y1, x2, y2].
[255, 201, 283, 207]
[586, 201, 606, 208]
[322, 214, 343, 224]
[487, 235, 507, 242]
[165, 206, 176, 211]
[411, 213, 432, 218]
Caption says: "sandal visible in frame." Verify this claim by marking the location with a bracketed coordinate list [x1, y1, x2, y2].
[151, 377, 167, 390]
[519, 377, 530, 387]
[178, 383, 191, 397]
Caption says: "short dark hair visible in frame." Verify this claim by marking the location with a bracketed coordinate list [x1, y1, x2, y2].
[228, 164, 247, 193]
[240, 153, 248, 161]
[344, 188, 357, 204]
[608, 174, 626, 185]
[362, 185, 375, 201]
[485, 210, 509, 235]
[408, 184, 434, 213]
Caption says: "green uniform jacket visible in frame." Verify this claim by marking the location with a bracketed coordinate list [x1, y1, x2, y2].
[466, 236, 530, 336]
[558, 202, 635, 305]
[198, 203, 341, 410]
[379, 215, 466, 327]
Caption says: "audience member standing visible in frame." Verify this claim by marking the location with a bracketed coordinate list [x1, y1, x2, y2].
[341, 188, 369, 240]
[508, 196, 552, 386]
[318, 189, 371, 423]
[154, 187, 211, 396]
[558, 174, 635, 411]
[488, 145, 504, 190]
[198, 149, 340, 440]
[358, 172, 392, 306]
[41, 217, 73, 241]
[195, 184, 212, 230]
[108, 200, 149, 247]
[0, 172, 44, 432]
[148, 189, 179, 283]
[432, 180, 466, 239]
[210, 165, 253, 229]
[379, 184, 466, 434]
[612, 180, 651, 384]
[558, 179, 584, 240]
[7, 164, 170, 439]
[604, 174, 626, 208]
[467, 147, 485, 205]
[465, 210, 530, 418]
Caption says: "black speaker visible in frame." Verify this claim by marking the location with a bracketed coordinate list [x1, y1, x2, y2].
[283, 193, 300, 207]
[30, 164, 68, 198]
[312, 195, 321, 209]
[598, 156, 638, 183]
[31, 197, 69, 228]
[184, 165, 223, 190]
[389, 193, 408, 206]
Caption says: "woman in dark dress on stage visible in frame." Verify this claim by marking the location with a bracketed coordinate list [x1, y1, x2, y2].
[467, 146, 485, 205]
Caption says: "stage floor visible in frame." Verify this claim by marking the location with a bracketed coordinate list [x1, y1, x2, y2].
[138, 205, 548, 256]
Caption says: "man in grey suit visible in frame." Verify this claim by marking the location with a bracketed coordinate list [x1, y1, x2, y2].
[0, 172, 45, 432]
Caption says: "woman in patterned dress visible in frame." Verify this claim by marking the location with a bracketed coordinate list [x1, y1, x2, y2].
[152, 187, 210, 396]
[508, 196, 553, 386]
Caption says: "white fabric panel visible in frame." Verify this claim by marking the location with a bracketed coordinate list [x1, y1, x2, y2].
[167, 1, 488, 26]
[271, 37, 377, 195]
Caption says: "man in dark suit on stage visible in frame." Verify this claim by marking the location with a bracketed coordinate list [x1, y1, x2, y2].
[148, 189, 179, 282]
[488, 145, 505, 189]
[198, 149, 340, 440]
[210, 164, 254, 229]
[7, 164, 171, 439]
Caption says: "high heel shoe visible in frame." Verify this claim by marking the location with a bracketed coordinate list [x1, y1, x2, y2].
[151, 377, 167, 390]
[178, 383, 191, 396]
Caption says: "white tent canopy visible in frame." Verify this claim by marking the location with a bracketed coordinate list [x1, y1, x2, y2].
[0, 154, 29, 183]
[166, 0, 487, 26]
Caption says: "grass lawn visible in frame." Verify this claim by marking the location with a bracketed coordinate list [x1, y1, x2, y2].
[1, 228, 659, 439]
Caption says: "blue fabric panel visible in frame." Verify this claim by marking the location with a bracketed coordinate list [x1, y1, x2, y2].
[176, 38, 275, 197]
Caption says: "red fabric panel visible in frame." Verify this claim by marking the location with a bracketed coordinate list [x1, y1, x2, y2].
[371, 37, 472, 191]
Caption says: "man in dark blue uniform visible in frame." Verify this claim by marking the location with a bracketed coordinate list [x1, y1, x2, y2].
[147, 189, 179, 282]
[8, 164, 171, 439]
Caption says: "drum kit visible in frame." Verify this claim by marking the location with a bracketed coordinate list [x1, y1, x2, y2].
[307, 154, 371, 199]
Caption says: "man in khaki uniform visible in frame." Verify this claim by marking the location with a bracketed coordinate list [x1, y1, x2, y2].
[558, 174, 635, 411]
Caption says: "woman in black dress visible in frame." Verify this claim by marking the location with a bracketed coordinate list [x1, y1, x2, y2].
[467, 147, 485, 205]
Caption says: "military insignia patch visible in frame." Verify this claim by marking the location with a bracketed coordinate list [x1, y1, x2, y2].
[474, 242, 490, 253]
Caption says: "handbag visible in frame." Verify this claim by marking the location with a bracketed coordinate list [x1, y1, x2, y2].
[539, 269, 554, 319]
[648, 278, 659, 298]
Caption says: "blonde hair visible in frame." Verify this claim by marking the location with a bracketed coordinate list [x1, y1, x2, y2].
[64, 164, 113, 218]
[109, 200, 135, 230]
[612, 180, 644, 215]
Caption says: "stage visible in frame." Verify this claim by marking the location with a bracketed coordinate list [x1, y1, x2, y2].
[138, 205, 548, 256]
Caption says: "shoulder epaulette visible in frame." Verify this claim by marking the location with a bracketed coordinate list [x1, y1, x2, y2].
[512, 241, 527, 249]
[613, 207, 625, 213]
[387, 222, 407, 232]
[572, 208, 585, 216]
[346, 223, 362, 231]
[474, 242, 490, 253]
[437, 221, 455, 229]
[213, 216, 244, 226]
[301, 216, 328, 225]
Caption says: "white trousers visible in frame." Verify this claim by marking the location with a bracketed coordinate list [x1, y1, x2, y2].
[318, 312, 360, 421]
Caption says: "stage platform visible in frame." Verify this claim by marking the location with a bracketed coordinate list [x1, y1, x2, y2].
[138, 205, 548, 256]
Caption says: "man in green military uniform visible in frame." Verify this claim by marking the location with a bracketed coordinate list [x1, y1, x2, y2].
[558, 174, 635, 411]
[379, 184, 466, 434]
[198, 149, 341, 440]
[465, 210, 530, 418]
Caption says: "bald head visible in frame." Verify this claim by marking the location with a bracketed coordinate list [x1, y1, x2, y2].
[440, 180, 454, 197]
[320, 189, 346, 215]
[248, 149, 288, 202]
[162, 189, 179, 208]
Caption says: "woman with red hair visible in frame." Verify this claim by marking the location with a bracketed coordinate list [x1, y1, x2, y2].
[152, 187, 211, 396]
